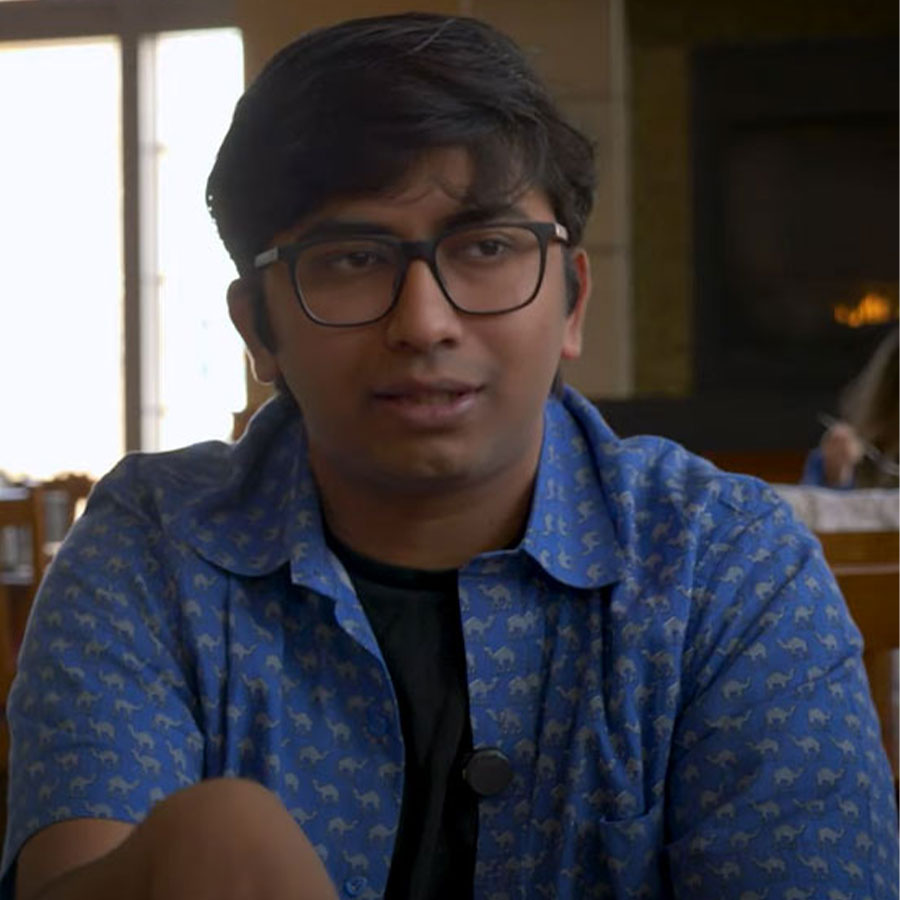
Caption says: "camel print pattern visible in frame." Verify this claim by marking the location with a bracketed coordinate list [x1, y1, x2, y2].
[1, 387, 896, 899]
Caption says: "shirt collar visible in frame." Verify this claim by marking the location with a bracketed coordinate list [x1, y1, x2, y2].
[164, 386, 624, 591]
[514, 387, 624, 589]
[161, 393, 334, 584]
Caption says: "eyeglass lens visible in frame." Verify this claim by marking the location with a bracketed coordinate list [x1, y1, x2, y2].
[293, 225, 543, 325]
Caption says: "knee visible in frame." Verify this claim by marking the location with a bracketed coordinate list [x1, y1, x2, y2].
[139, 778, 336, 900]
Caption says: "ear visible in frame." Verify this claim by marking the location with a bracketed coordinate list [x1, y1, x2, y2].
[561, 248, 591, 360]
[227, 278, 280, 384]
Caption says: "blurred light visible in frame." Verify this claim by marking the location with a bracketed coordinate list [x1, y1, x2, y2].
[0, 38, 122, 480]
[833, 292, 897, 328]
[146, 28, 245, 451]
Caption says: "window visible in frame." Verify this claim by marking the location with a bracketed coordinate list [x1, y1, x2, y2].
[0, 2, 243, 480]
[144, 29, 245, 452]
[0, 38, 123, 479]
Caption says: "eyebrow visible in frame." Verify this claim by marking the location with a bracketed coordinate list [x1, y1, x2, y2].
[292, 203, 531, 243]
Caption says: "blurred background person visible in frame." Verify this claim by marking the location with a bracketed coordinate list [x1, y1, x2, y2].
[803, 325, 899, 488]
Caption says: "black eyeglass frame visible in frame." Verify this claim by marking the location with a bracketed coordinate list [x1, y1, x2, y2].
[252, 220, 570, 327]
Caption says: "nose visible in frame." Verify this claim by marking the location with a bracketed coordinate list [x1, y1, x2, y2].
[383, 258, 463, 352]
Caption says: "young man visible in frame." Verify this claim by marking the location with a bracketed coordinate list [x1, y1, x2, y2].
[3, 13, 897, 900]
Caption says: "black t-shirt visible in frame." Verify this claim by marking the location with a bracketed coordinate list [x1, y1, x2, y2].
[326, 535, 478, 900]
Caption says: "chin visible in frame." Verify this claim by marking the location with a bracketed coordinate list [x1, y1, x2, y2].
[377, 454, 473, 492]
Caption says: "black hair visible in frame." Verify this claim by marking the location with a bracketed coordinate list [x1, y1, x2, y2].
[206, 13, 596, 283]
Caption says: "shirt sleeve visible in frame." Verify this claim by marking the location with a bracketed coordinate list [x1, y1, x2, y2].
[0, 477, 205, 896]
[800, 447, 826, 486]
[665, 500, 898, 898]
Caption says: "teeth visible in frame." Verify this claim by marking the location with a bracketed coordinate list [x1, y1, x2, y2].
[379, 388, 476, 406]
[405, 391, 461, 404]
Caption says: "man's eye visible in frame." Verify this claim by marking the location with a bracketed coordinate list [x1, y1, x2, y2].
[471, 239, 509, 257]
[334, 250, 381, 269]
[327, 247, 392, 270]
[454, 234, 514, 261]
[307, 244, 391, 274]
[442, 226, 537, 266]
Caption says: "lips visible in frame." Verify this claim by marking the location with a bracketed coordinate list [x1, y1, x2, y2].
[373, 380, 482, 402]
[386, 390, 470, 405]
[371, 379, 483, 425]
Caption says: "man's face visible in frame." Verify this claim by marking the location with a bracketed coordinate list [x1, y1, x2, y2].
[231, 148, 589, 501]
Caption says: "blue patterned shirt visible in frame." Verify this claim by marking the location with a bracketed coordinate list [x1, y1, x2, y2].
[2, 387, 897, 899]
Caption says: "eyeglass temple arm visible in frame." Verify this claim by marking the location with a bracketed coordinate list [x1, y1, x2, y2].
[254, 247, 280, 269]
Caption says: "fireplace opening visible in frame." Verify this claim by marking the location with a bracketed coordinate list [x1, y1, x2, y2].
[691, 37, 898, 399]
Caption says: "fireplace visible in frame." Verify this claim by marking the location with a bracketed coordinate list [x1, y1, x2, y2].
[597, 34, 897, 457]
[691, 37, 898, 398]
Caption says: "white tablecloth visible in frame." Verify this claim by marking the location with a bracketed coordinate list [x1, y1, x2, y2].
[773, 485, 900, 533]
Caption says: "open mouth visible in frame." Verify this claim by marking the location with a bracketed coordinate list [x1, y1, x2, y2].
[383, 389, 476, 405]
[372, 383, 483, 423]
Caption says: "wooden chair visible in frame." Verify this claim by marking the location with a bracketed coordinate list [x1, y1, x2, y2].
[39, 473, 94, 564]
[0, 474, 93, 830]
[0, 474, 93, 677]
[0, 484, 43, 814]
[817, 529, 899, 780]
[0, 484, 43, 699]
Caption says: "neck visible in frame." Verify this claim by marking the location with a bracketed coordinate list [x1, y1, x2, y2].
[313, 456, 539, 571]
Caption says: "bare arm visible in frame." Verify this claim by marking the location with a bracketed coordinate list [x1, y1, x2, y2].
[17, 779, 338, 900]
[820, 421, 864, 486]
[18, 820, 135, 900]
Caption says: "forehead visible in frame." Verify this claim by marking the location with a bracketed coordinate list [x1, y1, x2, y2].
[379, 146, 474, 204]
[277, 147, 553, 241]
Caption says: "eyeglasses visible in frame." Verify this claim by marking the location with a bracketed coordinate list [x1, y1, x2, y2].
[253, 220, 569, 327]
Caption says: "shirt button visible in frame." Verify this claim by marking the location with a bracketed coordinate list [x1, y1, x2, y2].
[343, 875, 368, 897]
[462, 747, 513, 797]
